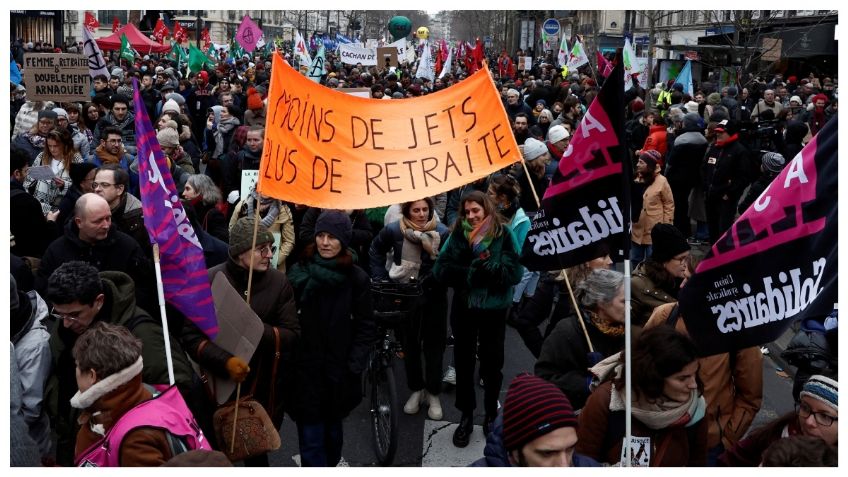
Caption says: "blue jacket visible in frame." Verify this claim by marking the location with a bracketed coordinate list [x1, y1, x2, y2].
[470, 414, 600, 467]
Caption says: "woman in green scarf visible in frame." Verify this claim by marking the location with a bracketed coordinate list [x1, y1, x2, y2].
[433, 190, 523, 448]
[287, 210, 378, 466]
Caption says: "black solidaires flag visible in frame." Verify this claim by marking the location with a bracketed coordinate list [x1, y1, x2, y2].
[521, 59, 631, 271]
[679, 117, 838, 356]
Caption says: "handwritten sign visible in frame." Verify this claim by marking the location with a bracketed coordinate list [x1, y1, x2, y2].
[23, 53, 90, 102]
[258, 53, 521, 209]
[240, 169, 260, 201]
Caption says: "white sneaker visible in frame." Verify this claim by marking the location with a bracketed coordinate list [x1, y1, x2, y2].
[426, 392, 443, 420]
[404, 390, 424, 414]
[442, 366, 456, 385]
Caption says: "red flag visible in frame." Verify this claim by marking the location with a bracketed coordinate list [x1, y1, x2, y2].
[596, 50, 612, 78]
[498, 51, 514, 79]
[153, 18, 169, 44]
[173, 22, 187, 44]
[440, 39, 449, 62]
[84, 11, 99, 32]
[473, 38, 485, 71]
[201, 28, 212, 50]
[112, 17, 120, 33]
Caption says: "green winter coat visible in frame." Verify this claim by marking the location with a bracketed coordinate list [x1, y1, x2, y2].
[433, 225, 523, 310]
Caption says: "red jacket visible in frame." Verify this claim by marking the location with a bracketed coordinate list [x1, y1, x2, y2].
[640, 125, 669, 165]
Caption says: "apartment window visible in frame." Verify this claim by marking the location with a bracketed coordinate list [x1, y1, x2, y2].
[98, 10, 128, 26]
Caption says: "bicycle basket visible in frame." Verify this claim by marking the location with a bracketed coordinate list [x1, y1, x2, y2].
[371, 281, 423, 327]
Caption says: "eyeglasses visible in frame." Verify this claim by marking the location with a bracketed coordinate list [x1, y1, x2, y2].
[92, 182, 115, 190]
[796, 401, 837, 427]
[50, 306, 83, 322]
[670, 254, 690, 264]
[255, 244, 277, 256]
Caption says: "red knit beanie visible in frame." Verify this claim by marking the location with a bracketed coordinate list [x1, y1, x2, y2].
[631, 98, 645, 113]
[502, 373, 577, 451]
[247, 87, 263, 111]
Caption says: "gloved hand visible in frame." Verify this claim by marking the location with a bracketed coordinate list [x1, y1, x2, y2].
[225, 356, 250, 383]
[227, 190, 240, 204]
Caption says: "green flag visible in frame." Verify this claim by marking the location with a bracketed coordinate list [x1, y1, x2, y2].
[189, 43, 211, 73]
[206, 44, 217, 60]
[169, 41, 187, 66]
[120, 34, 135, 62]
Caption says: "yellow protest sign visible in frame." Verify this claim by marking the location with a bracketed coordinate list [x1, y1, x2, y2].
[257, 52, 521, 209]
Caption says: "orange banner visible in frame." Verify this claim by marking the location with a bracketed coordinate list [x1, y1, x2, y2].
[257, 53, 521, 209]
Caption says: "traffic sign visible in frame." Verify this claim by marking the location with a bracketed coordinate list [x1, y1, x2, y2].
[543, 19, 560, 36]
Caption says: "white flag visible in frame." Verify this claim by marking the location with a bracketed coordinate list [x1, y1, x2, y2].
[623, 37, 641, 91]
[82, 26, 110, 79]
[438, 47, 453, 80]
[557, 36, 569, 67]
[415, 41, 434, 82]
[565, 39, 589, 71]
[294, 30, 312, 66]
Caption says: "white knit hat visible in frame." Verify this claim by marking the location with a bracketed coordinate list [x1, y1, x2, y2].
[162, 99, 180, 114]
[522, 138, 547, 161]
[547, 125, 570, 144]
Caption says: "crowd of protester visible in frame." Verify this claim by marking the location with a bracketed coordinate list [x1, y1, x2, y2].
[9, 38, 838, 467]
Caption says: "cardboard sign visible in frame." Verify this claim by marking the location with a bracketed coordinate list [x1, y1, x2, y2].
[22, 53, 90, 102]
[258, 53, 522, 209]
[193, 273, 265, 405]
[377, 47, 398, 70]
[241, 170, 260, 201]
[518, 56, 532, 71]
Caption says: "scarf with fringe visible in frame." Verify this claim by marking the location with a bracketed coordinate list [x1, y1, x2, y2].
[390, 216, 441, 282]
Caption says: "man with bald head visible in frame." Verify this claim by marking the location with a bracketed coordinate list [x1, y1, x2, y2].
[35, 194, 153, 308]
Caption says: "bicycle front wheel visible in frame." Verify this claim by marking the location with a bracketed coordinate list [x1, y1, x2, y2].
[370, 360, 399, 465]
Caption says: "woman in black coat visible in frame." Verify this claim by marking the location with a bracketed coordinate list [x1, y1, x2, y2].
[287, 210, 378, 467]
[534, 268, 627, 410]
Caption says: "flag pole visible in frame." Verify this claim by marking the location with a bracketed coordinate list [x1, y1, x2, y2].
[562, 272, 593, 352]
[519, 159, 541, 209]
[152, 243, 176, 386]
[245, 202, 262, 306]
[624, 259, 632, 467]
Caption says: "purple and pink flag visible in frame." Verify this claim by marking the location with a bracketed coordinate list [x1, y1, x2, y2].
[132, 78, 219, 340]
[236, 15, 262, 53]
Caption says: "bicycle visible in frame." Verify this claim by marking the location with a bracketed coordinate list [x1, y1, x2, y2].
[366, 280, 423, 466]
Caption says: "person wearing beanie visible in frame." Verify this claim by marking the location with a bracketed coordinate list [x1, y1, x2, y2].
[244, 86, 267, 127]
[664, 112, 708, 237]
[286, 210, 377, 466]
[809, 93, 831, 136]
[186, 216, 299, 465]
[702, 118, 755, 243]
[578, 326, 709, 466]
[511, 136, 550, 216]
[161, 98, 181, 115]
[544, 124, 570, 179]
[719, 374, 837, 466]
[738, 151, 786, 214]
[470, 373, 599, 467]
[630, 149, 674, 264]
[629, 223, 690, 325]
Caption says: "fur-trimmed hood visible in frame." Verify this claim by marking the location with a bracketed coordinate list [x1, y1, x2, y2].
[70, 356, 143, 410]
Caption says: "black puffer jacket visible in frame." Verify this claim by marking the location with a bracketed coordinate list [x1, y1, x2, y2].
[666, 129, 708, 187]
